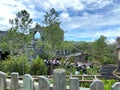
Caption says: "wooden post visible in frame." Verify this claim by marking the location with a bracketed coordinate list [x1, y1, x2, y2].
[23, 74, 34, 90]
[90, 80, 104, 90]
[38, 76, 50, 90]
[53, 68, 66, 90]
[112, 82, 120, 90]
[70, 77, 79, 90]
[0, 71, 6, 90]
[10, 72, 19, 90]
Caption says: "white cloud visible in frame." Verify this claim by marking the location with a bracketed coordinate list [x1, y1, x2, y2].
[60, 12, 82, 30]
[0, 0, 17, 30]
[95, 29, 120, 37]
[0, 0, 117, 31]
[60, 7, 120, 33]
[106, 38, 116, 44]
[44, 1, 50, 9]
[0, 0, 120, 42]
[60, 12, 70, 19]
[0, 0, 44, 30]
[42, 0, 84, 11]
[81, 0, 113, 9]
[63, 11, 117, 33]
[64, 27, 120, 42]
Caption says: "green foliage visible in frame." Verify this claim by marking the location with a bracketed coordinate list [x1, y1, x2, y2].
[0, 55, 30, 75]
[6, 89, 10, 90]
[9, 10, 32, 33]
[102, 79, 116, 90]
[102, 56, 116, 64]
[0, 36, 8, 51]
[80, 79, 116, 88]
[8, 10, 32, 56]
[29, 8, 64, 59]
[92, 35, 107, 62]
[87, 64, 100, 75]
[43, 22, 64, 50]
[43, 8, 60, 25]
[0, 55, 48, 75]
[80, 82, 90, 88]
[90, 35, 117, 64]
[42, 8, 64, 56]
[0, 61, 5, 71]
[30, 56, 47, 75]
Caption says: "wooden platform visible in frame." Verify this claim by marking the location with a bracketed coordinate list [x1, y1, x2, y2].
[100, 65, 120, 79]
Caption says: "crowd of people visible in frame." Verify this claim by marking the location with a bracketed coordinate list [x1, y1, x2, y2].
[43, 57, 94, 75]
[44, 59, 60, 66]
[73, 61, 94, 75]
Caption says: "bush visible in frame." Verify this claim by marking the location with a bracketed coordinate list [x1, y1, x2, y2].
[30, 56, 47, 75]
[0, 55, 30, 75]
[0, 55, 48, 75]
[87, 64, 100, 75]
[102, 79, 116, 90]
[102, 56, 117, 64]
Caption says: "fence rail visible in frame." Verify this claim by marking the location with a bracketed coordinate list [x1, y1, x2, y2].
[0, 69, 120, 90]
[7, 74, 101, 83]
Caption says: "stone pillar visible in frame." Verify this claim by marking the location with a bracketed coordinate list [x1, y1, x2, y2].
[23, 74, 34, 90]
[53, 68, 66, 90]
[70, 77, 79, 90]
[112, 82, 120, 90]
[38, 76, 50, 90]
[90, 80, 104, 90]
[0, 71, 6, 90]
[10, 72, 19, 90]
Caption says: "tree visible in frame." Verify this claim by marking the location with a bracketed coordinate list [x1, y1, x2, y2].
[8, 10, 33, 74]
[92, 35, 109, 63]
[1, 29, 19, 53]
[42, 8, 64, 56]
[43, 24, 64, 48]
[0, 29, 21, 59]
[43, 8, 60, 26]
[9, 10, 33, 54]
[9, 10, 32, 34]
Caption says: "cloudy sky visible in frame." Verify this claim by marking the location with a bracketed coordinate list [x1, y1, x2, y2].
[0, 0, 120, 43]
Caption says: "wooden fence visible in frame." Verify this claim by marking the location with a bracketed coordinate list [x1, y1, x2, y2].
[0, 69, 120, 90]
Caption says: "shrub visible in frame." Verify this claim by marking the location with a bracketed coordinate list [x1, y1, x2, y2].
[87, 64, 100, 75]
[30, 56, 47, 75]
[102, 79, 116, 90]
[0, 55, 30, 75]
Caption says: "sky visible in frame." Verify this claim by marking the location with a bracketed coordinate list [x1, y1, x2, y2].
[0, 0, 120, 43]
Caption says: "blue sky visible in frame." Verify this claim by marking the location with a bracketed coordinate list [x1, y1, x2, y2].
[0, 0, 120, 43]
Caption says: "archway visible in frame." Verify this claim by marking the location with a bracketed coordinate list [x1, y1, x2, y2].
[34, 31, 41, 39]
